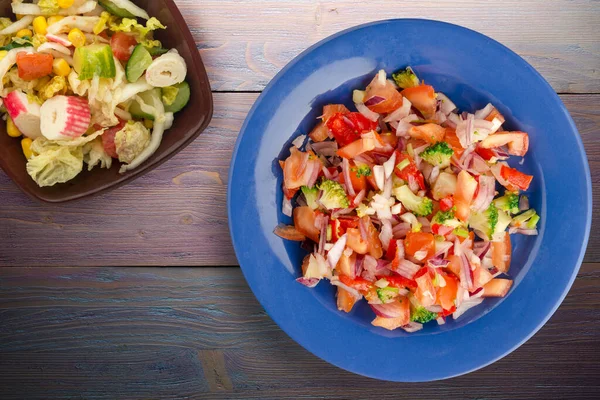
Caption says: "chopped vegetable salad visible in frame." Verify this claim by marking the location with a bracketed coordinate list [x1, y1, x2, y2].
[275, 67, 539, 332]
[0, 0, 190, 187]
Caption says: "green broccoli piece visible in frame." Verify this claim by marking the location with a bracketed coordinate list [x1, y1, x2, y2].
[352, 164, 371, 178]
[301, 186, 319, 210]
[393, 185, 433, 217]
[377, 287, 399, 303]
[468, 203, 499, 240]
[493, 191, 520, 215]
[432, 210, 454, 224]
[420, 142, 454, 168]
[511, 209, 540, 229]
[392, 67, 420, 89]
[318, 179, 349, 210]
[411, 306, 438, 324]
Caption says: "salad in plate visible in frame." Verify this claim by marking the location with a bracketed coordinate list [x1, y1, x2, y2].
[0, 0, 190, 187]
[275, 67, 540, 332]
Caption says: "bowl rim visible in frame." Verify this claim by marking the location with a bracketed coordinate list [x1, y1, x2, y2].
[0, 0, 214, 203]
[228, 18, 592, 381]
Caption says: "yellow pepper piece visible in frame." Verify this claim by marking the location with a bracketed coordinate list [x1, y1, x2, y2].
[21, 138, 33, 159]
[52, 58, 71, 77]
[57, 0, 75, 8]
[0, 50, 7, 62]
[143, 119, 154, 129]
[33, 16, 48, 35]
[16, 29, 33, 38]
[6, 117, 22, 138]
[67, 28, 85, 48]
[47, 16, 64, 26]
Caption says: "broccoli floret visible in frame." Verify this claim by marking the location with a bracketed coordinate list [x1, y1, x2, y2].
[468, 203, 499, 240]
[392, 67, 420, 89]
[420, 142, 454, 168]
[511, 209, 540, 229]
[432, 210, 463, 229]
[301, 186, 320, 210]
[393, 185, 433, 217]
[318, 179, 349, 210]
[411, 306, 438, 324]
[352, 164, 371, 178]
[493, 191, 520, 214]
[377, 287, 399, 303]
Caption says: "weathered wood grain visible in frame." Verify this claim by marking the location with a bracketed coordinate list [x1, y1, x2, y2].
[0, 265, 598, 399]
[172, 0, 600, 93]
[0, 93, 597, 266]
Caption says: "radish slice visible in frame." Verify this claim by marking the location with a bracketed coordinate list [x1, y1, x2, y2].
[46, 34, 73, 47]
[40, 96, 91, 141]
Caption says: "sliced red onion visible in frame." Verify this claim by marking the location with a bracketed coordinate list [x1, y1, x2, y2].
[359, 217, 370, 242]
[436, 92, 457, 115]
[407, 175, 420, 192]
[436, 317, 446, 325]
[355, 254, 365, 277]
[379, 218, 393, 251]
[395, 240, 405, 260]
[459, 253, 474, 291]
[321, 166, 335, 180]
[318, 215, 329, 255]
[434, 240, 453, 258]
[331, 279, 361, 299]
[490, 162, 511, 187]
[397, 136, 407, 151]
[417, 217, 431, 233]
[472, 175, 496, 212]
[331, 207, 354, 219]
[354, 153, 374, 164]
[435, 110, 447, 125]
[425, 304, 443, 313]
[373, 165, 385, 190]
[383, 152, 397, 179]
[296, 277, 320, 288]
[468, 153, 490, 175]
[395, 114, 419, 137]
[447, 112, 461, 128]
[296, 196, 308, 207]
[327, 234, 347, 268]
[292, 134, 307, 148]
[382, 176, 392, 199]
[356, 102, 380, 122]
[519, 195, 530, 211]
[456, 113, 475, 148]
[305, 161, 321, 188]
[452, 296, 484, 319]
[282, 197, 293, 217]
[341, 158, 355, 196]
[370, 302, 406, 318]
[393, 222, 411, 239]
[395, 259, 420, 279]
[361, 255, 378, 281]
[353, 189, 366, 207]
[364, 95, 386, 107]
[473, 241, 491, 258]
[427, 257, 450, 268]
[401, 322, 423, 333]
[429, 166, 440, 184]
[384, 97, 412, 122]
[311, 141, 337, 157]
[474, 103, 494, 120]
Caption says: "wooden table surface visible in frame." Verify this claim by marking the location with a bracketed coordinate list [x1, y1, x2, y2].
[0, 1, 599, 398]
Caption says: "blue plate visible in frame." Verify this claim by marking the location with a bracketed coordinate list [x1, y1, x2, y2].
[227, 19, 592, 381]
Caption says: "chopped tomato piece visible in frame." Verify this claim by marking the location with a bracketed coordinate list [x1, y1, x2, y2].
[16, 52, 53, 80]
[362, 216, 383, 259]
[446, 254, 461, 278]
[273, 224, 305, 241]
[401, 84, 436, 119]
[444, 128, 464, 158]
[500, 165, 533, 191]
[337, 287, 358, 312]
[436, 272, 458, 311]
[326, 112, 378, 147]
[365, 75, 404, 113]
[379, 132, 398, 149]
[439, 196, 454, 212]
[110, 32, 138, 61]
[404, 232, 435, 259]
[484, 106, 505, 124]
[480, 132, 529, 157]
[348, 162, 368, 192]
[371, 297, 411, 329]
[337, 138, 376, 159]
[407, 123, 445, 144]
[339, 274, 373, 294]
[431, 223, 454, 237]
[481, 278, 513, 297]
[293, 206, 320, 242]
[491, 231, 512, 273]
[383, 274, 418, 290]
[394, 151, 426, 190]
[322, 104, 350, 122]
[346, 227, 368, 254]
[455, 170, 478, 221]
[475, 146, 497, 161]
[309, 121, 329, 142]
[101, 120, 126, 159]
[472, 266, 494, 289]
[415, 268, 437, 306]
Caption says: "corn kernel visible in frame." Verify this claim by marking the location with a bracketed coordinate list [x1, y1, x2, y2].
[52, 58, 71, 77]
[21, 138, 33, 159]
[32, 16, 48, 35]
[47, 16, 64, 26]
[143, 119, 154, 129]
[34, 75, 51, 91]
[6, 117, 21, 138]
[16, 29, 33, 38]
[67, 28, 85, 48]
[57, 0, 75, 8]
[0, 50, 7, 61]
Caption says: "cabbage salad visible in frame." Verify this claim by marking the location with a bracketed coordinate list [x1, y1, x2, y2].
[0, 0, 190, 187]
[275, 67, 539, 332]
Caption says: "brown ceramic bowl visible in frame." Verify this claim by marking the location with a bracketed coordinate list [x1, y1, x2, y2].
[0, 0, 213, 202]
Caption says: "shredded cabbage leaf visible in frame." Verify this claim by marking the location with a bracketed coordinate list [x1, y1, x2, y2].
[37, 0, 60, 15]
[38, 75, 67, 100]
[108, 15, 166, 47]
[83, 137, 113, 171]
[26, 146, 83, 187]
[7, 68, 39, 94]
[114, 121, 150, 163]
[0, 18, 13, 47]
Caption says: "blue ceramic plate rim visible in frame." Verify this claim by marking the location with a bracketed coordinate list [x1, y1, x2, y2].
[228, 19, 592, 381]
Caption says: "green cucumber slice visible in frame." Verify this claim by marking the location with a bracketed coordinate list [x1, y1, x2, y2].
[146, 46, 169, 56]
[98, 0, 136, 18]
[73, 44, 116, 80]
[162, 82, 190, 113]
[129, 88, 161, 120]
[126, 44, 153, 83]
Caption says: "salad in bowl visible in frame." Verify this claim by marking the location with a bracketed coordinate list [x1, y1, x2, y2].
[0, 0, 190, 187]
[275, 68, 540, 333]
